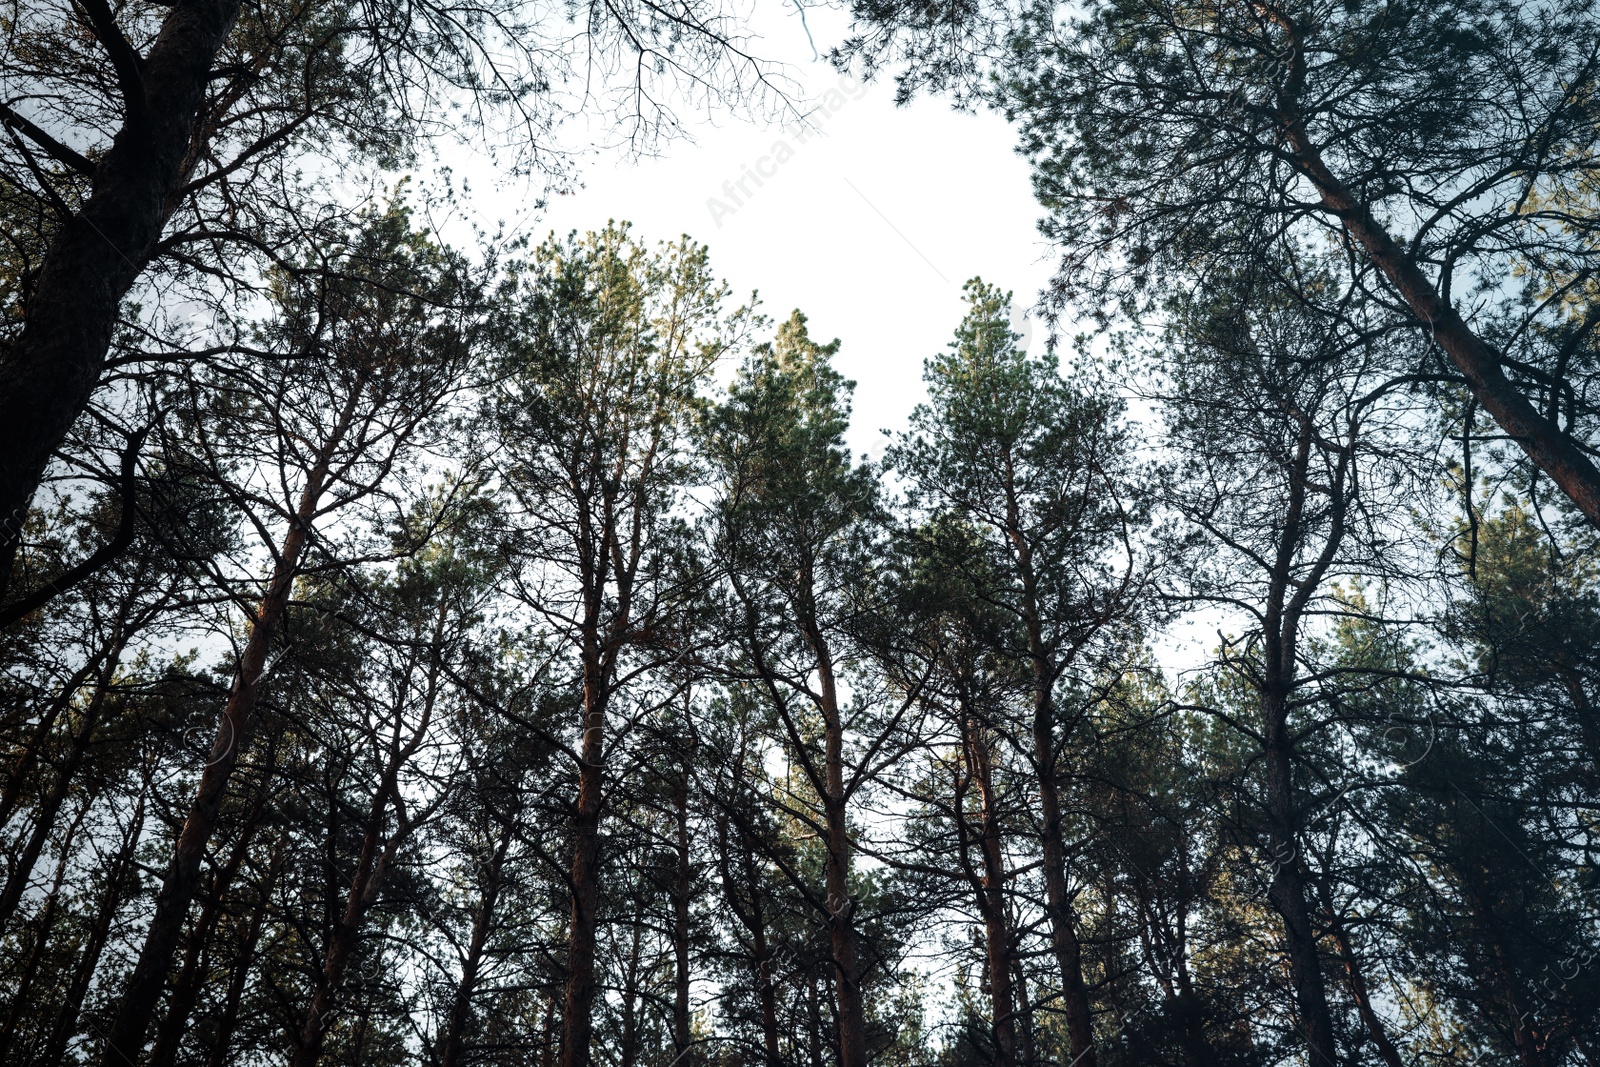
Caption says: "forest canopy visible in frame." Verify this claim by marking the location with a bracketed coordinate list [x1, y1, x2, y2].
[2, 3, 1599, 1067]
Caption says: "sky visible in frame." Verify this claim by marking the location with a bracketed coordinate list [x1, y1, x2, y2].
[444, 1, 1059, 461]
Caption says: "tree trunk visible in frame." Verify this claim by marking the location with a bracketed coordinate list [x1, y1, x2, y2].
[0, 645, 114, 829]
[1280, 108, 1600, 532]
[439, 820, 515, 1067]
[1002, 467, 1097, 1067]
[718, 808, 781, 1067]
[815, 637, 869, 1067]
[806, 972, 825, 1067]
[148, 797, 269, 1067]
[672, 768, 695, 1066]
[619, 920, 644, 1067]
[1256, 422, 1343, 1067]
[540, 993, 557, 1067]
[1032, 696, 1097, 1067]
[42, 790, 150, 1067]
[754, 919, 781, 1067]
[1325, 909, 1405, 1067]
[0, 650, 122, 932]
[561, 650, 607, 1067]
[1012, 957, 1036, 1067]
[201, 844, 281, 1067]
[0, 0, 245, 601]
[1260, 691, 1339, 1067]
[0, 799, 87, 1062]
[98, 384, 361, 1067]
[958, 711, 1017, 1067]
[293, 638, 438, 1067]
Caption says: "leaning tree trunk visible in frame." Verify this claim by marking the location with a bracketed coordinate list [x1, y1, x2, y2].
[98, 384, 362, 1067]
[1268, 44, 1600, 532]
[0, 0, 245, 601]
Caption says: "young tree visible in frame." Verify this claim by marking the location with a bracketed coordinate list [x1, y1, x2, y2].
[490, 224, 734, 1067]
[1155, 266, 1430, 1065]
[704, 311, 921, 1067]
[892, 281, 1151, 1067]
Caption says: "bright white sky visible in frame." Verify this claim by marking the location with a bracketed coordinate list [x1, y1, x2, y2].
[443, 2, 1058, 461]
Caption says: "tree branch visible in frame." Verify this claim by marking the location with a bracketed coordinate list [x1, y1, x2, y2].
[0, 102, 96, 177]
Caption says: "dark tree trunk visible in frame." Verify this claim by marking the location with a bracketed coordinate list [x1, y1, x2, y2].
[148, 795, 269, 1067]
[619, 920, 644, 1067]
[42, 790, 150, 1067]
[1255, 423, 1344, 1067]
[439, 821, 515, 1067]
[0, 646, 113, 828]
[1261, 688, 1338, 1067]
[0, 800, 87, 1062]
[201, 845, 280, 1067]
[561, 652, 607, 1067]
[956, 709, 1017, 1067]
[0, 0, 245, 601]
[717, 807, 781, 1067]
[1031, 674, 1097, 1067]
[1000, 465, 1097, 1067]
[293, 641, 438, 1067]
[1011, 958, 1036, 1067]
[0, 651, 122, 931]
[1325, 909, 1405, 1067]
[672, 769, 695, 1066]
[814, 639, 868, 1067]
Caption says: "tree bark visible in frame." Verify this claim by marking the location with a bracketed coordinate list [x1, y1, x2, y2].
[0, 0, 245, 600]
[716, 808, 781, 1067]
[1012, 957, 1036, 1067]
[619, 920, 644, 1067]
[0, 645, 113, 829]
